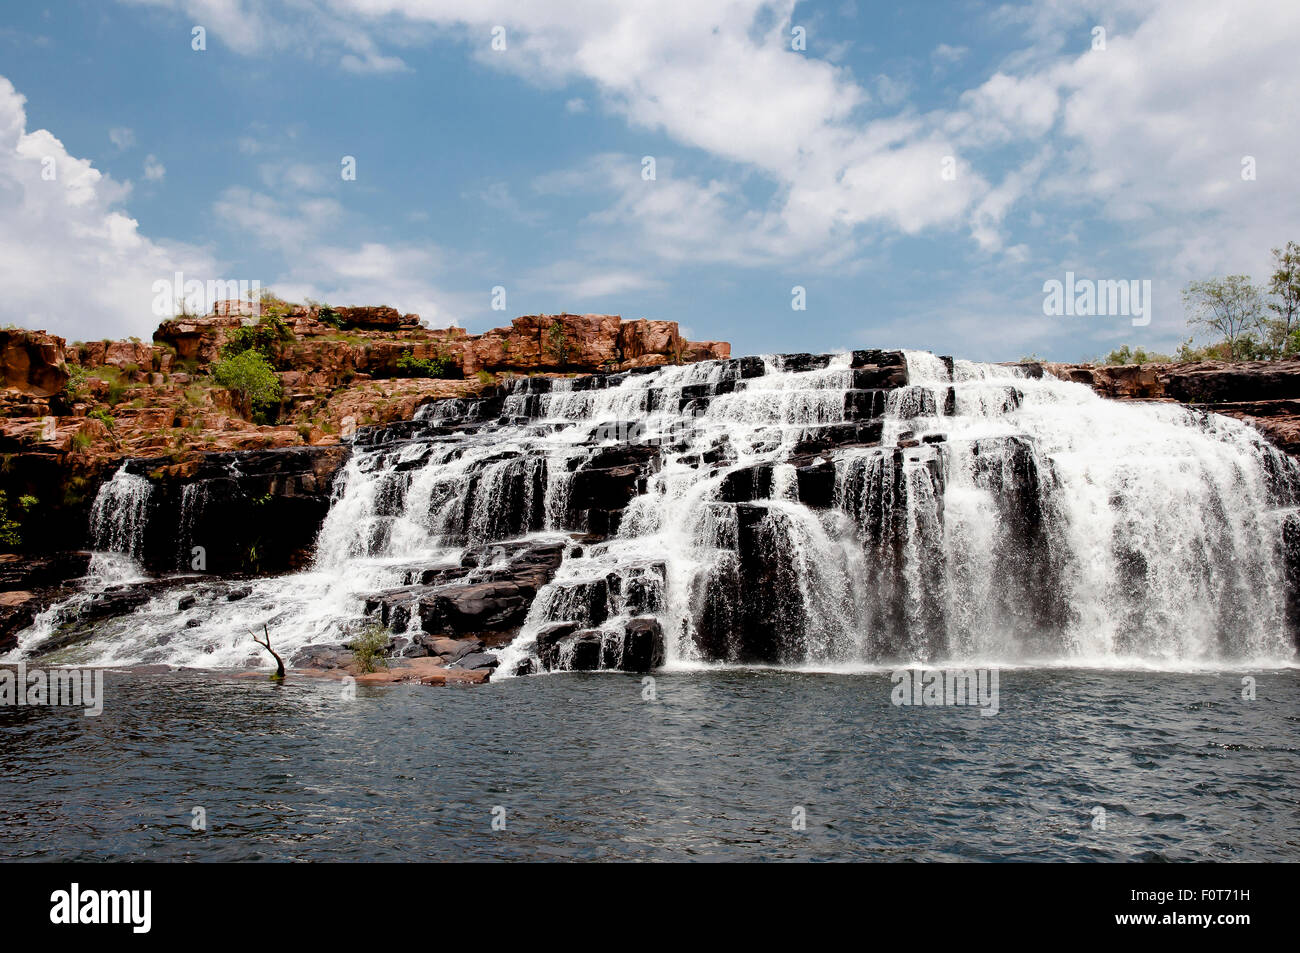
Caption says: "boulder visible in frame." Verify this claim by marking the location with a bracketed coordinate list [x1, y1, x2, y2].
[0, 329, 69, 397]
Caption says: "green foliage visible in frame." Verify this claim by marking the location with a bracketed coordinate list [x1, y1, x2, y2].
[211, 349, 282, 420]
[255, 290, 297, 320]
[316, 304, 345, 328]
[1101, 345, 1174, 366]
[1266, 241, 1300, 355]
[70, 432, 92, 453]
[395, 349, 454, 379]
[545, 320, 570, 365]
[88, 408, 114, 430]
[349, 623, 391, 674]
[221, 314, 292, 362]
[1183, 276, 1264, 361]
[62, 364, 91, 403]
[475, 370, 495, 386]
[0, 490, 36, 549]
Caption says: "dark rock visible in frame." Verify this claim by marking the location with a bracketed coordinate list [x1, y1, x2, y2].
[0, 551, 92, 592]
[534, 622, 580, 671]
[852, 366, 908, 390]
[843, 389, 889, 421]
[290, 643, 353, 669]
[451, 651, 499, 671]
[617, 617, 665, 672]
[559, 631, 603, 671]
[850, 349, 907, 370]
[419, 582, 531, 634]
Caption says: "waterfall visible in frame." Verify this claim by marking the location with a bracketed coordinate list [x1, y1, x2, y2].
[13, 351, 1300, 670]
[89, 465, 153, 562]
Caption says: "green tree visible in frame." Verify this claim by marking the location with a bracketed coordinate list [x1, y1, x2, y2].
[1266, 241, 1300, 355]
[1183, 276, 1264, 361]
[212, 349, 282, 420]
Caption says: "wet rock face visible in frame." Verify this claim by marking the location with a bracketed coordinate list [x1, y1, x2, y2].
[531, 617, 665, 674]
[114, 445, 351, 575]
[0, 552, 93, 652]
[359, 539, 567, 643]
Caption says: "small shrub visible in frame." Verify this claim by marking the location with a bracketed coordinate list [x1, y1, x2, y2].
[349, 623, 391, 674]
[545, 321, 569, 365]
[1101, 345, 1174, 366]
[63, 365, 91, 402]
[221, 314, 293, 362]
[395, 349, 454, 379]
[106, 380, 130, 406]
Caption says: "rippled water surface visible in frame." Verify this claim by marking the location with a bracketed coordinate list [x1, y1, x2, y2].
[1, 668, 1297, 861]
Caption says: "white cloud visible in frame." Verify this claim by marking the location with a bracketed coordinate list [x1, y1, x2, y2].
[0, 74, 214, 340]
[528, 260, 663, 301]
[211, 186, 474, 327]
[931, 43, 968, 73]
[116, 1, 1300, 281]
[109, 126, 135, 151]
[91, 0, 1300, 356]
[258, 160, 329, 192]
[564, 97, 587, 113]
[143, 154, 166, 181]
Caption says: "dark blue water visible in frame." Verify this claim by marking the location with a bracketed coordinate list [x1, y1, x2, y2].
[1, 668, 1297, 861]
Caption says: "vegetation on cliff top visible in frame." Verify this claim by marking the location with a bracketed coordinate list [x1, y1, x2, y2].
[1103, 241, 1300, 365]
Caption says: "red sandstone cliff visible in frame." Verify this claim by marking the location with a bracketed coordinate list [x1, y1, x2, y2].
[0, 307, 728, 465]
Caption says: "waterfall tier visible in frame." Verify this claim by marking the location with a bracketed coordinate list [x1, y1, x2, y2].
[12, 349, 1300, 672]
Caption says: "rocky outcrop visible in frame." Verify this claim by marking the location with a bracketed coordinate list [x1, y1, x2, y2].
[0, 328, 69, 398]
[0, 308, 730, 564]
[0, 551, 93, 652]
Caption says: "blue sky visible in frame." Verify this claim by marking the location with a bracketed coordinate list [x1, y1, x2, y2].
[1, 0, 1296, 360]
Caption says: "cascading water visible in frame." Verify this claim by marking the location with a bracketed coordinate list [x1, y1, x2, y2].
[11, 350, 1300, 670]
[89, 465, 153, 562]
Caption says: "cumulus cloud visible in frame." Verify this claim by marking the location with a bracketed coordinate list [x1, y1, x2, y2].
[211, 186, 475, 327]
[0, 75, 213, 340]
[114, 0, 1300, 286]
